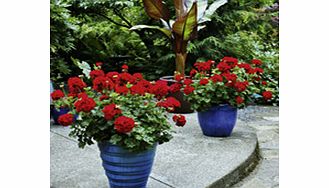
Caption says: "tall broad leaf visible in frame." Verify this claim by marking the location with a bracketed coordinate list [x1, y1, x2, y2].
[199, 0, 227, 23]
[130, 25, 172, 38]
[142, 0, 170, 21]
[184, 0, 208, 21]
[174, 0, 186, 18]
[172, 2, 197, 41]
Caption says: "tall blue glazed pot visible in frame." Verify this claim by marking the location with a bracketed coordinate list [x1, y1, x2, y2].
[98, 143, 157, 188]
[51, 107, 70, 125]
[197, 104, 238, 137]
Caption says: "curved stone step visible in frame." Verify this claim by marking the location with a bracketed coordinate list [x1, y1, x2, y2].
[150, 114, 259, 188]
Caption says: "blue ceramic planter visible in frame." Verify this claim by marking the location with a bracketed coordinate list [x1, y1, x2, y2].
[51, 107, 70, 125]
[197, 104, 238, 137]
[98, 143, 157, 188]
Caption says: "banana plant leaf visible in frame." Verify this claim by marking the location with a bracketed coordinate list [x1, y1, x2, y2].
[172, 2, 197, 41]
[130, 25, 172, 38]
[142, 0, 170, 21]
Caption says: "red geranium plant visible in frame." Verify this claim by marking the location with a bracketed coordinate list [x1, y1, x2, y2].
[179, 57, 275, 111]
[51, 64, 186, 152]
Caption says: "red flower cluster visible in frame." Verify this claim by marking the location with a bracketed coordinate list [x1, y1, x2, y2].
[132, 73, 143, 81]
[251, 59, 262, 66]
[51, 90, 64, 100]
[199, 78, 209, 85]
[157, 97, 181, 112]
[58, 113, 74, 126]
[93, 76, 114, 92]
[122, 64, 129, 70]
[68, 77, 86, 94]
[172, 115, 186, 127]
[183, 79, 193, 85]
[95, 62, 103, 67]
[149, 80, 169, 99]
[183, 85, 195, 95]
[238, 63, 252, 72]
[222, 57, 238, 68]
[106, 72, 120, 83]
[210, 74, 223, 83]
[102, 104, 122, 121]
[174, 74, 184, 82]
[99, 94, 109, 101]
[169, 83, 182, 93]
[236, 96, 244, 105]
[90, 70, 105, 80]
[262, 91, 273, 100]
[130, 84, 146, 95]
[115, 85, 129, 94]
[189, 69, 197, 77]
[120, 72, 136, 84]
[217, 62, 231, 72]
[234, 81, 249, 92]
[74, 96, 96, 112]
[114, 116, 135, 134]
[194, 60, 213, 72]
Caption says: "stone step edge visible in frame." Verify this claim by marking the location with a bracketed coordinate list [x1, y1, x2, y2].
[207, 142, 260, 188]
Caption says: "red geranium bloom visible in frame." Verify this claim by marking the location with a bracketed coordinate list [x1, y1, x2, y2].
[183, 79, 193, 85]
[199, 78, 209, 85]
[77, 92, 88, 99]
[222, 73, 237, 82]
[130, 84, 146, 95]
[102, 104, 122, 121]
[262, 81, 267, 85]
[172, 115, 186, 127]
[115, 85, 129, 95]
[92, 76, 108, 92]
[174, 74, 184, 82]
[100, 94, 109, 101]
[210, 74, 223, 83]
[106, 72, 120, 83]
[68, 77, 86, 94]
[74, 97, 96, 113]
[234, 81, 249, 92]
[149, 80, 169, 99]
[157, 97, 181, 112]
[254, 68, 264, 74]
[120, 72, 136, 84]
[238, 63, 252, 71]
[222, 57, 238, 68]
[169, 83, 182, 93]
[132, 73, 143, 81]
[262, 91, 273, 100]
[217, 62, 231, 72]
[51, 90, 65, 100]
[95, 62, 103, 67]
[183, 85, 195, 95]
[122, 64, 129, 70]
[194, 61, 212, 71]
[236, 96, 244, 105]
[189, 69, 198, 77]
[247, 68, 256, 74]
[58, 113, 74, 126]
[251, 59, 262, 66]
[114, 116, 135, 134]
[89, 70, 105, 80]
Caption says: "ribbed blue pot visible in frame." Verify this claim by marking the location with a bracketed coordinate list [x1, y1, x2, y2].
[51, 107, 70, 125]
[98, 143, 157, 188]
[197, 104, 238, 137]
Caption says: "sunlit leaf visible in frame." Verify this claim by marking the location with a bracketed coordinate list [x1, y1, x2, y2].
[172, 2, 197, 41]
[130, 25, 172, 38]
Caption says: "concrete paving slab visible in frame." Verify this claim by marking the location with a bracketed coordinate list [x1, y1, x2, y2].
[51, 112, 259, 188]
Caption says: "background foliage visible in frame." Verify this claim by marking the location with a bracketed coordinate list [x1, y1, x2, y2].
[51, 0, 278, 104]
